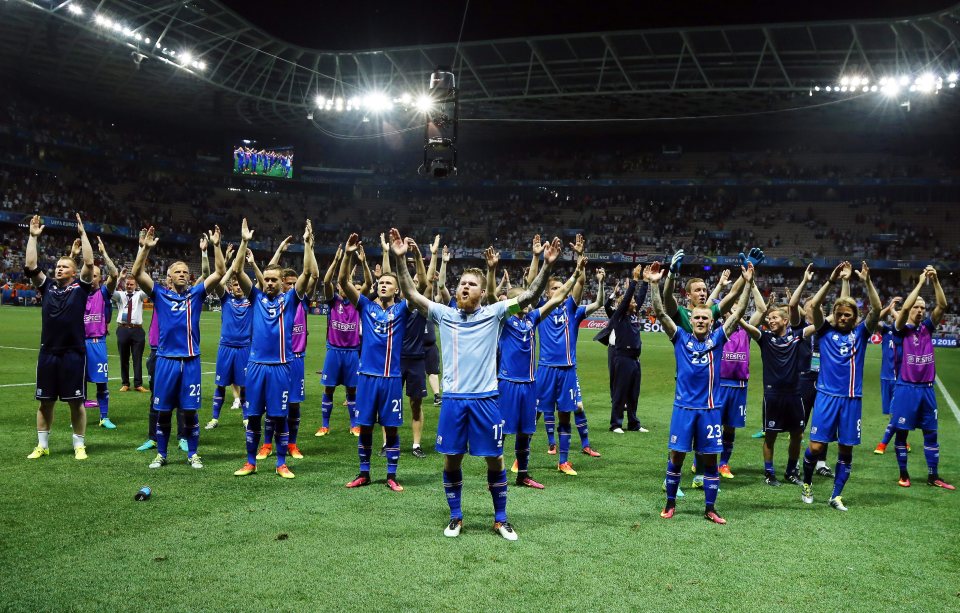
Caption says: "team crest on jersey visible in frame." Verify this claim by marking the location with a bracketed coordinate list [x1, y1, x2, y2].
[705, 340, 714, 349]
[832, 334, 839, 341]
[670, 435, 677, 443]
[686, 341, 694, 348]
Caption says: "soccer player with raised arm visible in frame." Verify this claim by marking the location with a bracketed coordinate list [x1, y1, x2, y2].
[650, 261, 753, 524]
[738, 290, 814, 487]
[132, 224, 226, 470]
[317, 244, 370, 437]
[500, 256, 586, 489]
[204, 250, 259, 431]
[25, 214, 95, 461]
[713, 270, 768, 479]
[232, 219, 316, 479]
[337, 233, 410, 492]
[83, 236, 120, 429]
[889, 267, 954, 490]
[799, 261, 882, 510]
[872, 297, 904, 454]
[394, 228, 561, 540]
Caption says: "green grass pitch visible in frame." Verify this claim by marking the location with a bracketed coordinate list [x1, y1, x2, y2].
[1, 307, 958, 611]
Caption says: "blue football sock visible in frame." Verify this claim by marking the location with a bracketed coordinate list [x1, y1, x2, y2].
[720, 430, 735, 465]
[443, 469, 463, 520]
[516, 434, 531, 473]
[704, 465, 720, 509]
[923, 430, 939, 476]
[156, 411, 171, 458]
[488, 469, 508, 523]
[321, 392, 333, 429]
[147, 408, 159, 443]
[880, 418, 896, 446]
[346, 392, 357, 428]
[245, 414, 261, 465]
[212, 386, 225, 420]
[272, 416, 288, 467]
[786, 457, 799, 477]
[183, 410, 200, 457]
[764, 460, 774, 475]
[263, 416, 275, 447]
[894, 429, 910, 476]
[175, 409, 186, 440]
[557, 422, 572, 464]
[574, 409, 590, 448]
[831, 453, 852, 499]
[802, 447, 816, 485]
[665, 460, 682, 504]
[96, 383, 109, 419]
[358, 428, 373, 473]
[288, 403, 301, 445]
[542, 410, 556, 447]
[385, 430, 400, 477]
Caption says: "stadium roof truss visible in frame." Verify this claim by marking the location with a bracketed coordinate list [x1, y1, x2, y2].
[1, 0, 959, 129]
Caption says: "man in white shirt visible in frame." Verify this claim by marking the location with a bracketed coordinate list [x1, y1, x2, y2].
[113, 276, 148, 392]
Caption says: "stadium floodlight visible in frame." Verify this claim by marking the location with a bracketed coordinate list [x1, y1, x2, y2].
[862, 86, 869, 92]
[415, 93, 435, 112]
[363, 92, 393, 113]
[144, 37, 150, 44]
[197, 61, 206, 71]
[899, 75, 910, 86]
[840, 86, 848, 92]
[315, 95, 324, 108]
[335, 97, 344, 111]
[67, 3, 83, 16]
[949, 72, 958, 83]
[870, 85, 878, 92]
[814, 85, 821, 92]
[179, 51, 193, 66]
[825, 86, 832, 92]
[840, 76, 849, 86]
[399, 92, 412, 105]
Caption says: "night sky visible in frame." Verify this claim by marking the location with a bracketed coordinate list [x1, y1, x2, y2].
[226, 0, 956, 50]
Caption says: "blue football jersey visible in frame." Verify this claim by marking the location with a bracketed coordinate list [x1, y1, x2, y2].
[815, 321, 869, 398]
[357, 294, 409, 377]
[538, 296, 579, 367]
[153, 283, 206, 358]
[248, 287, 302, 365]
[220, 295, 253, 347]
[671, 327, 728, 409]
[878, 322, 901, 381]
[498, 310, 541, 383]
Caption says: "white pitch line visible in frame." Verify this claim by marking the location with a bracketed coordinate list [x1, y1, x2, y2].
[934, 376, 960, 426]
[0, 370, 216, 389]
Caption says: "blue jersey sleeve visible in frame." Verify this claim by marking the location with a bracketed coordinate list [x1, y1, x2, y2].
[922, 317, 936, 333]
[574, 305, 588, 325]
[527, 309, 541, 328]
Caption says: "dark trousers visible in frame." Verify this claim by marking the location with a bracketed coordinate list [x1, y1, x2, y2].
[610, 352, 642, 429]
[117, 326, 146, 387]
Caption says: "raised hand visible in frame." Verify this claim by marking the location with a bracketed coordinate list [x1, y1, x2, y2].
[924, 265, 938, 282]
[644, 262, 663, 283]
[502, 269, 511, 287]
[304, 221, 314, 248]
[138, 228, 147, 247]
[208, 225, 222, 246]
[855, 260, 870, 282]
[388, 228, 408, 257]
[569, 233, 585, 255]
[245, 250, 255, 264]
[70, 238, 82, 259]
[839, 261, 853, 281]
[95, 236, 108, 255]
[199, 235, 208, 251]
[373, 263, 382, 277]
[75, 213, 87, 236]
[240, 219, 254, 242]
[334, 244, 343, 261]
[596, 267, 606, 283]
[225, 243, 235, 261]
[118, 267, 127, 279]
[29, 215, 44, 237]
[741, 262, 755, 284]
[356, 244, 366, 263]
[891, 296, 903, 309]
[483, 246, 500, 268]
[669, 249, 685, 274]
[543, 237, 563, 265]
[408, 239, 421, 257]
[803, 263, 814, 283]
[531, 234, 544, 255]
[344, 233, 360, 254]
[719, 269, 732, 287]
[575, 256, 588, 276]
[279, 235, 294, 252]
[380, 233, 390, 251]
[828, 262, 845, 283]
[747, 247, 765, 267]
[442, 245, 451, 263]
[143, 226, 159, 248]
[632, 264, 642, 281]
[430, 234, 441, 255]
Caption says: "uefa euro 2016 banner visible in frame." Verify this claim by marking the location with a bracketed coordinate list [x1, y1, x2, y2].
[3, 210, 957, 273]
[578, 318, 960, 347]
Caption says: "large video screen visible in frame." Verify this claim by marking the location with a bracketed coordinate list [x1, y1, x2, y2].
[233, 142, 294, 179]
